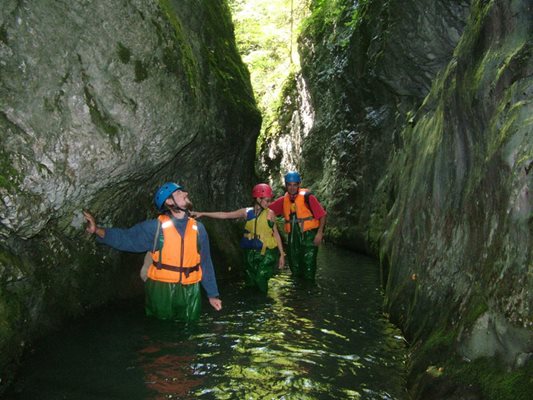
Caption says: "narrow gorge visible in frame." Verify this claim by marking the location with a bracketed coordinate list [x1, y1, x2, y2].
[1, 0, 531, 398]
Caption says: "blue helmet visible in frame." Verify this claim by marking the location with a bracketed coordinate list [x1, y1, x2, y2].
[154, 182, 184, 211]
[284, 171, 301, 184]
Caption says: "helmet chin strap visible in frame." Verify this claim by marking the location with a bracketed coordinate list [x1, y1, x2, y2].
[168, 200, 189, 215]
[255, 198, 268, 211]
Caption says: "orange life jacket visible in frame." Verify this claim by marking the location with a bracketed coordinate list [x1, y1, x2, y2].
[147, 215, 202, 284]
[282, 189, 320, 233]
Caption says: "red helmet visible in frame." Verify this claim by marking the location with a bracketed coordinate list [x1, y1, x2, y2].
[252, 183, 273, 198]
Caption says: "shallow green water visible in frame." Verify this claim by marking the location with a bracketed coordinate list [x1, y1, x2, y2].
[8, 244, 407, 399]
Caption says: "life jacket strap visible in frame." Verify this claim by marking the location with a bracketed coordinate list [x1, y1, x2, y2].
[154, 262, 200, 278]
[285, 215, 314, 223]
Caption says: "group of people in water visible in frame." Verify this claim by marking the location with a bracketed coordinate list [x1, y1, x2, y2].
[83, 171, 327, 322]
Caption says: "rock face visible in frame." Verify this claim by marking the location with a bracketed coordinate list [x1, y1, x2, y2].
[261, 0, 532, 397]
[0, 0, 259, 390]
[1, 0, 531, 396]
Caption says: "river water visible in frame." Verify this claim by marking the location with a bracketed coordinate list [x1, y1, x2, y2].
[7, 244, 407, 399]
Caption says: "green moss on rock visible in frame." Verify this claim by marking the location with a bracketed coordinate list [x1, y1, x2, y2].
[134, 59, 148, 82]
[117, 42, 131, 64]
[82, 83, 120, 140]
[0, 247, 30, 390]
[449, 357, 533, 400]
[0, 148, 20, 190]
[156, 0, 200, 92]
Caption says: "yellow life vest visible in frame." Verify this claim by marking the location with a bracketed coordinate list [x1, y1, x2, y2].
[282, 189, 320, 233]
[147, 215, 202, 284]
[243, 208, 278, 254]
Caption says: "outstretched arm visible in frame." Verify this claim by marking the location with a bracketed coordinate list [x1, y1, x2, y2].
[83, 210, 106, 239]
[83, 211, 156, 252]
[192, 208, 247, 220]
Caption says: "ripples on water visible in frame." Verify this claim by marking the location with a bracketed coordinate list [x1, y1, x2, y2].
[8, 244, 407, 399]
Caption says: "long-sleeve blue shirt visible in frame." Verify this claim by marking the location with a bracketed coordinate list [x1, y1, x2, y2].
[97, 215, 219, 298]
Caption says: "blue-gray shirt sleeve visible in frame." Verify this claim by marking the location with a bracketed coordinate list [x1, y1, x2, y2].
[196, 221, 220, 298]
[97, 219, 158, 253]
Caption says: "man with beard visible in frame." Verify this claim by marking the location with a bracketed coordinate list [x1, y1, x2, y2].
[269, 171, 326, 281]
[83, 182, 222, 321]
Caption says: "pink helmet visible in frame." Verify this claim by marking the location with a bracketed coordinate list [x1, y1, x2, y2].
[252, 183, 273, 198]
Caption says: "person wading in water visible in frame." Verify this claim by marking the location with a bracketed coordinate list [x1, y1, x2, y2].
[192, 183, 285, 293]
[83, 182, 222, 321]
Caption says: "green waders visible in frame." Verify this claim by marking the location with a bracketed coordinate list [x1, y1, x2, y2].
[145, 279, 201, 322]
[243, 247, 280, 293]
[287, 221, 318, 280]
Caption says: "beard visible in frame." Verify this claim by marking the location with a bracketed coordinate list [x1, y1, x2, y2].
[167, 197, 193, 212]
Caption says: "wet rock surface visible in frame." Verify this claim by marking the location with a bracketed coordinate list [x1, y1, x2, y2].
[0, 0, 259, 391]
[261, 0, 532, 397]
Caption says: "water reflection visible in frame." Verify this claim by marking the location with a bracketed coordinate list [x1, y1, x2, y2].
[8, 244, 407, 400]
[188, 244, 407, 399]
[137, 336, 205, 398]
